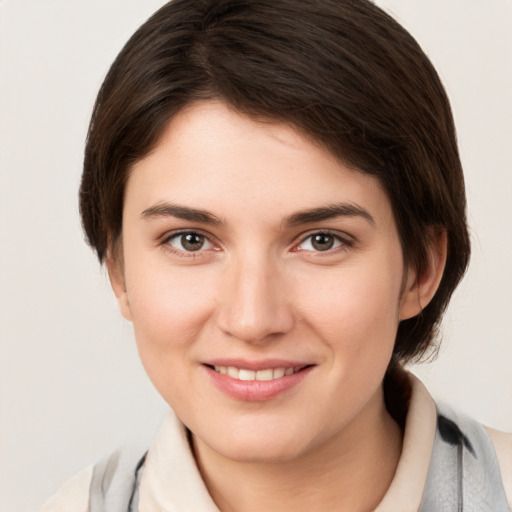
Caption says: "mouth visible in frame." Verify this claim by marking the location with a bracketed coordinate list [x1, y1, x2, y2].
[207, 365, 308, 381]
[202, 361, 315, 401]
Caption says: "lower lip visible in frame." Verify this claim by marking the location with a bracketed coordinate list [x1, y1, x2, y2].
[204, 365, 313, 402]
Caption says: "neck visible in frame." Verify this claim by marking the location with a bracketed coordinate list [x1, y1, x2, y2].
[192, 388, 403, 512]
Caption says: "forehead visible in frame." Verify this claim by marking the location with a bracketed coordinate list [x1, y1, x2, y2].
[125, 101, 394, 228]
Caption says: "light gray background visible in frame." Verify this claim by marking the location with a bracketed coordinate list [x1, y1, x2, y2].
[0, 1, 511, 510]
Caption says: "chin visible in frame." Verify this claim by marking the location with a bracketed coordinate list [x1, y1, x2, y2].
[219, 441, 307, 464]
[198, 422, 318, 464]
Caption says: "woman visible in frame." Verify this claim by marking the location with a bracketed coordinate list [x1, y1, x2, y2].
[40, 0, 511, 510]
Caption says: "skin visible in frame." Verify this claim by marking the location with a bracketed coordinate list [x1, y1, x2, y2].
[109, 101, 446, 511]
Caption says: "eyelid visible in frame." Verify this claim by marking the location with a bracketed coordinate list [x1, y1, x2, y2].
[160, 229, 220, 255]
[158, 228, 354, 257]
[160, 227, 212, 242]
[292, 229, 355, 253]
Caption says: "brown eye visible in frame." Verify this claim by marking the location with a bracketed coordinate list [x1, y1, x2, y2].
[181, 233, 204, 251]
[311, 234, 335, 251]
[168, 232, 213, 252]
[295, 232, 348, 253]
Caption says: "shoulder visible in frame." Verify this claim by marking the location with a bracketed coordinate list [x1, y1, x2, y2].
[88, 446, 147, 511]
[38, 465, 92, 512]
[487, 426, 512, 510]
[427, 402, 512, 510]
[38, 445, 147, 512]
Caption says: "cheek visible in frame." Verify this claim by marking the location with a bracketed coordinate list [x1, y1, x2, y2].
[294, 265, 403, 423]
[128, 258, 216, 328]
[124, 261, 218, 384]
[298, 262, 403, 359]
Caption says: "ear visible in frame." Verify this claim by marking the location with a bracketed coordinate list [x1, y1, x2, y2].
[399, 228, 447, 321]
[106, 254, 133, 322]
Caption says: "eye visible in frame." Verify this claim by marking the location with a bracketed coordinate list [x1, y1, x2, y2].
[296, 232, 349, 252]
[166, 232, 215, 253]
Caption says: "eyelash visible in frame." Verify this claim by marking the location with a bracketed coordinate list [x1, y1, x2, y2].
[161, 230, 217, 258]
[160, 229, 354, 258]
[293, 230, 354, 256]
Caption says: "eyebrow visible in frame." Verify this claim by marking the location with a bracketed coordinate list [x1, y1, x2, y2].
[283, 202, 375, 227]
[140, 201, 375, 227]
[141, 203, 224, 225]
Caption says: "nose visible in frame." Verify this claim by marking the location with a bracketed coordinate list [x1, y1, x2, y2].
[217, 253, 295, 344]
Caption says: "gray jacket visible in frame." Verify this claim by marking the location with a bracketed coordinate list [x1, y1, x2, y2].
[88, 403, 510, 512]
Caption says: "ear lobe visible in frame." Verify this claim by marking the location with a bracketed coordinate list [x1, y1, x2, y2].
[106, 255, 133, 322]
[399, 229, 447, 321]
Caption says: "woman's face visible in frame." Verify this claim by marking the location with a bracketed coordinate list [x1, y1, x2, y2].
[113, 101, 419, 463]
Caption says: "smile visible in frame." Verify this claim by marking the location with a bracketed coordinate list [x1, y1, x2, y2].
[204, 362, 314, 401]
[212, 366, 300, 381]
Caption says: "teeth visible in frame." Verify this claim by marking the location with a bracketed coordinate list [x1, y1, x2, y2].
[219, 366, 227, 375]
[239, 369, 256, 381]
[256, 369, 274, 381]
[212, 365, 300, 381]
[227, 366, 239, 379]
[273, 367, 285, 379]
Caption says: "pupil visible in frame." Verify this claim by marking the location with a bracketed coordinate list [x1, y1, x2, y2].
[312, 234, 334, 251]
[182, 233, 204, 251]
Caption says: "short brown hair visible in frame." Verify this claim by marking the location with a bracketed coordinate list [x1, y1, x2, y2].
[80, 0, 470, 365]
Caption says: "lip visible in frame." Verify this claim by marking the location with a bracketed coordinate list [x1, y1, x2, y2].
[202, 359, 315, 402]
[203, 358, 311, 372]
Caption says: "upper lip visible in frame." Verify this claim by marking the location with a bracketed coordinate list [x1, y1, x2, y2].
[202, 358, 313, 371]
